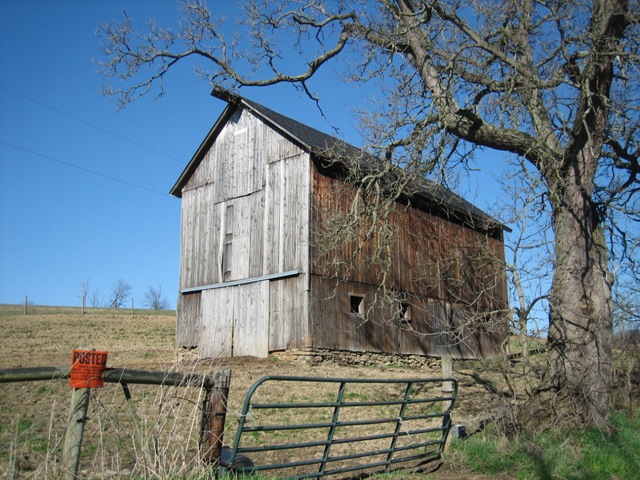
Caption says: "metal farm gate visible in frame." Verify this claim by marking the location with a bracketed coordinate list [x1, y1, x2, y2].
[221, 375, 458, 479]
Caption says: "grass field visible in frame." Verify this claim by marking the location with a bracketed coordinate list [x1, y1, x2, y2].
[0, 305, 188, 478]
[1, 305, 638, 479]
[0, 305, 176, 370]
[0, 306, 463, 479]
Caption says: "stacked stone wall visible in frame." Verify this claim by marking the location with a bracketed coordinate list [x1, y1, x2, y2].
[271, 348, 441, 369]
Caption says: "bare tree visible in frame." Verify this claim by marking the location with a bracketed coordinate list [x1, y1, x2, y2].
[493, 160, 553, 394]
[89, 288, 103, 308]
[144, 284, 170, 310]
[109, 279, 132, 309]
[79, 279, 91, 314]
[98, 0, 640, 430]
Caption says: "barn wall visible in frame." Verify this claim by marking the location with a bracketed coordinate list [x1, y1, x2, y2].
[175, 107, 311, 354]
[198, 281, 270, 358]
[178, 108, 310, 290]
[309, 168, 508, 358]
[309, 276, 399, 353]
[182, 109, 264, 201]
[264, 153, 310, 275]
[309, 275, 504, 359]
[311, 168, 507, 307]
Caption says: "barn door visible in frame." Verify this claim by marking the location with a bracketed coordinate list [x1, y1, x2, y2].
[199, 281, 269, 358]
[200, 288, 233, 357]
[233, 281, 269, 356]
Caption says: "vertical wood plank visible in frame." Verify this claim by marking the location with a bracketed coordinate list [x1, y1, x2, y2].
[62, 388, 91, 480]
[200, 289, 233, 358]
[269, 275, 309, 351]
[200, 369, 232, 465]
[233, 282, 269, 357]
[441, 357, 454, 411]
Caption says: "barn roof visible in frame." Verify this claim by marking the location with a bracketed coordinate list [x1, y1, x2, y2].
[170, 87, 508, 234]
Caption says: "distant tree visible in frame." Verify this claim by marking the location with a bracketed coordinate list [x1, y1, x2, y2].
[109, 279, 132, 308]
[79, 279, 91, 314]
[144, 284, 170, 310]
[89, 288, 103, 308]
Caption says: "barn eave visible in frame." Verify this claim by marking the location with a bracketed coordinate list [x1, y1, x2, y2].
[169, 102, 238, 198]
[171, 86, 509, 235]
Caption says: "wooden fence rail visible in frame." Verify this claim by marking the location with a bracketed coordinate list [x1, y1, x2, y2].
[0, 365, 221, 389]
[0, 365, 231, 479]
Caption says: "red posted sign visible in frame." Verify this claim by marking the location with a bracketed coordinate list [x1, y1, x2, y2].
[70, 349, 108, 388]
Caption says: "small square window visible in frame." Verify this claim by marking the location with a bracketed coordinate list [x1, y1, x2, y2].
[349, 294, 364, 316]
[399, 302, 412, 323]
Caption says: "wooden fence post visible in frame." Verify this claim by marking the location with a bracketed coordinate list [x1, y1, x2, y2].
[62, 387, 91, 479]
[200, 369, 232, 465]
[441, 356, 453, 411]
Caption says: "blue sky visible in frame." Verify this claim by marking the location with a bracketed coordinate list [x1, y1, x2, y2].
[0, 0, 507, 310]
[0, 0, 380, 308]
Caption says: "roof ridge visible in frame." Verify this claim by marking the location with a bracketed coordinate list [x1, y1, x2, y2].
[212, 86, 353, 153]
[206, 86, 507, 232]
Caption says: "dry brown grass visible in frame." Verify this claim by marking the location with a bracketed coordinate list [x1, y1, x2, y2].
[0, 306, 514, 479]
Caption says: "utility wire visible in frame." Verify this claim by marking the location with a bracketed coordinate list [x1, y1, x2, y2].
[0, 140, 173, 198]
[0, 85, 186, 165]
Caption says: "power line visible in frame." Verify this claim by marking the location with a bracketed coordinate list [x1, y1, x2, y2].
[0, 85, 186, 165]
[0, 140, 173, 198]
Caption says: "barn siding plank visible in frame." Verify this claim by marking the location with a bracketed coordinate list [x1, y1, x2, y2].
[175, 292, 201, 348]
[233, 281, 269, 357]
[199, 288, 233, 358]
[249, 192, 265, 278]
[264, 161, 281, 274]
[269, 275, 309, 351]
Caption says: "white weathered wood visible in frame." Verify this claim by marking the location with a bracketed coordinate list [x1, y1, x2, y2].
[441, 356, 454, 412]
[233, 281, 269, 357]
[62, 388, 91, 480]
[176, 292, 200, 347]
[282, 154, 310, 272]
[249, 192, 265, 278]
[200, 289, 233, 358]
[199, 282, 270, 358]
[263, 153, 311, 275]
[178, 111, 313, 357]
[262, 115, 305, 163]
[264, 160, 282, 274]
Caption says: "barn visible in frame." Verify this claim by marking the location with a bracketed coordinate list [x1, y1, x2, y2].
[170, 87, 509, 360]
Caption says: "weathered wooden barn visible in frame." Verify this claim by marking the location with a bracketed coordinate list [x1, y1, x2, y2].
[170, 87, 509, 360]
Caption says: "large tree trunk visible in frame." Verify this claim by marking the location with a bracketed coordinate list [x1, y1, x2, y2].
[547, 158, 613, 430]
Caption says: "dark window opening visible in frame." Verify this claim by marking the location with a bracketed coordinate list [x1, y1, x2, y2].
[223, 204, 234, 282]
[399, 302, 412, 323]
[350, 294, 364, 316]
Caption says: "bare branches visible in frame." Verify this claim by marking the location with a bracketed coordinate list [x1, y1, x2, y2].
[98, 0, 639, 203]
[98, 0, 640, 426]
[97, 1, 359, 107]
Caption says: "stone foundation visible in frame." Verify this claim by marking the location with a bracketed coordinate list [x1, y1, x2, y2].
[177, 346, 441, 369]
[270, 348, 440, 369]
